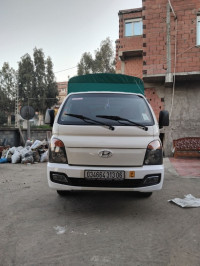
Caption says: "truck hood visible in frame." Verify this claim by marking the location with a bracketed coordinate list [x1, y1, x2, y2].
[53, 124, 157, 167]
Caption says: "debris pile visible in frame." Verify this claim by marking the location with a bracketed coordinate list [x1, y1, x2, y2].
[0, 140, 48, 164]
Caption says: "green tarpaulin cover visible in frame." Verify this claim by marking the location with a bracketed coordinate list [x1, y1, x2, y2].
[68, 73, 144, 95]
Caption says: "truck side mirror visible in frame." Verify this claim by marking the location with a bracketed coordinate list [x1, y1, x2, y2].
[45, 109, 55, 127]
[159, 110, 169, 129]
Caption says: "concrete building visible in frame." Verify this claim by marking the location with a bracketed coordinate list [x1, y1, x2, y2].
[116, 0, 200, 156]
[57, 81, 68, 105]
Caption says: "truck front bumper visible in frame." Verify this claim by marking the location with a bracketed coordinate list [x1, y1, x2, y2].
[47, 163, 164, 192]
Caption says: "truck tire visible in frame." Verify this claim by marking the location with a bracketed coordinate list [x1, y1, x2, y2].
[57, 190, 69, 196]
[139, 192, 153, 197]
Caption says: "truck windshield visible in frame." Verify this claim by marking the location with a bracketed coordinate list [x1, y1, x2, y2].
[58, 93, 154, 126]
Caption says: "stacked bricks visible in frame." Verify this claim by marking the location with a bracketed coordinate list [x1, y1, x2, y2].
[142, 0, 200, 76]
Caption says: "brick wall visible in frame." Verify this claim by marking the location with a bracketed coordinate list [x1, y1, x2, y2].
[116, 8, 143, 76]
[117, 8, 143, 49]
[145, 88, 164, 120]
[116, 1, 200, 78]
[142, 0, 200, 76]
[124, 57, 143, 78]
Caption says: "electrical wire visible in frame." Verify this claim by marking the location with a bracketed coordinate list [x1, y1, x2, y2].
[54, 66, 77, 74]
[168, 0, 177, 19]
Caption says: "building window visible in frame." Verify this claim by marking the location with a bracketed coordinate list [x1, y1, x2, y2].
[197, 15, 200, 46]
[125, 18, 143, 37]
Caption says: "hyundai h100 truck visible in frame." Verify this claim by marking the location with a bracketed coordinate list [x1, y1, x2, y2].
[45, 74, 169, 197]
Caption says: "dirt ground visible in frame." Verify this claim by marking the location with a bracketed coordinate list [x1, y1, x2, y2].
[0, 159, 200, 266]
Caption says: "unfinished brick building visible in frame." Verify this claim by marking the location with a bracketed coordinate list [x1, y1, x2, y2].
[116, 0, 200, 155]
[116, 8, 143, 78]
[57, 81, 68, 105]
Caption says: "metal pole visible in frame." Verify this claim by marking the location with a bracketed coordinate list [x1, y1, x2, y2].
[166, 3, 171, 83]
[27, 98, 31, 140]
[15, 84, 19, 128]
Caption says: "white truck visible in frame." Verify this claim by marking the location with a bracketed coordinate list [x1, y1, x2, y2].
[45, 74, 169, 197]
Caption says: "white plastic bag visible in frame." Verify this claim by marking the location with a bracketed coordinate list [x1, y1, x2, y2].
[25, 140, 33, 147]
[169, 194, 200, 208]
[30, 140, 43, 150]
[21, 152, 34, 164]
[16, 146, 23, 152]
[20, 147, 31, 157]
[11, 151, 21, 164]
[20, 148, 34, 164]
[9, 147, 16, 154]
[40, 150, 48, 162]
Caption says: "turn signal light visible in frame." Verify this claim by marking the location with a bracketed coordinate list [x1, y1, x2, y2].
[147, 140, 162, 150]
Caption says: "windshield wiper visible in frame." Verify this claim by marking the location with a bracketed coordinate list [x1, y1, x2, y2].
[66, 113, 115, 131]
[96, 115, 148, 131]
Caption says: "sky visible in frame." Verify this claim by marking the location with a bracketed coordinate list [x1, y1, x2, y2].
[1, 0, 142, 82]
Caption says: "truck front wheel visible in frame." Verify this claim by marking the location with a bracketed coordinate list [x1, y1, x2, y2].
[57, 190, 69, 196]
[139, 192, 153, 197]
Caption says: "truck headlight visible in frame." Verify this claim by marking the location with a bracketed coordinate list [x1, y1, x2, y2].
[144, 140, 163, 165]
[49, 138, 68, 163]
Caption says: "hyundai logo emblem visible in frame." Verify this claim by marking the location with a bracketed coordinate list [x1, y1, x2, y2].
[98, 150, 113, 158]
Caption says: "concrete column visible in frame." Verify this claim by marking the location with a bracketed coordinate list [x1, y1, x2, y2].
[121, 61, 125, 74]
[165, 3, 173, 84]
[7, 115, 11, 126]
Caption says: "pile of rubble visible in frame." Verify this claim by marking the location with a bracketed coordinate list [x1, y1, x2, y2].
[0, 140, 48, 164]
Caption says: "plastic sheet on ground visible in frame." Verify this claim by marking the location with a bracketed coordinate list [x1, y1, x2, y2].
[169, 194, 200, 208]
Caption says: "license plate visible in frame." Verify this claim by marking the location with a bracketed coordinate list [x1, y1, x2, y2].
[84, 170, 125, 181]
